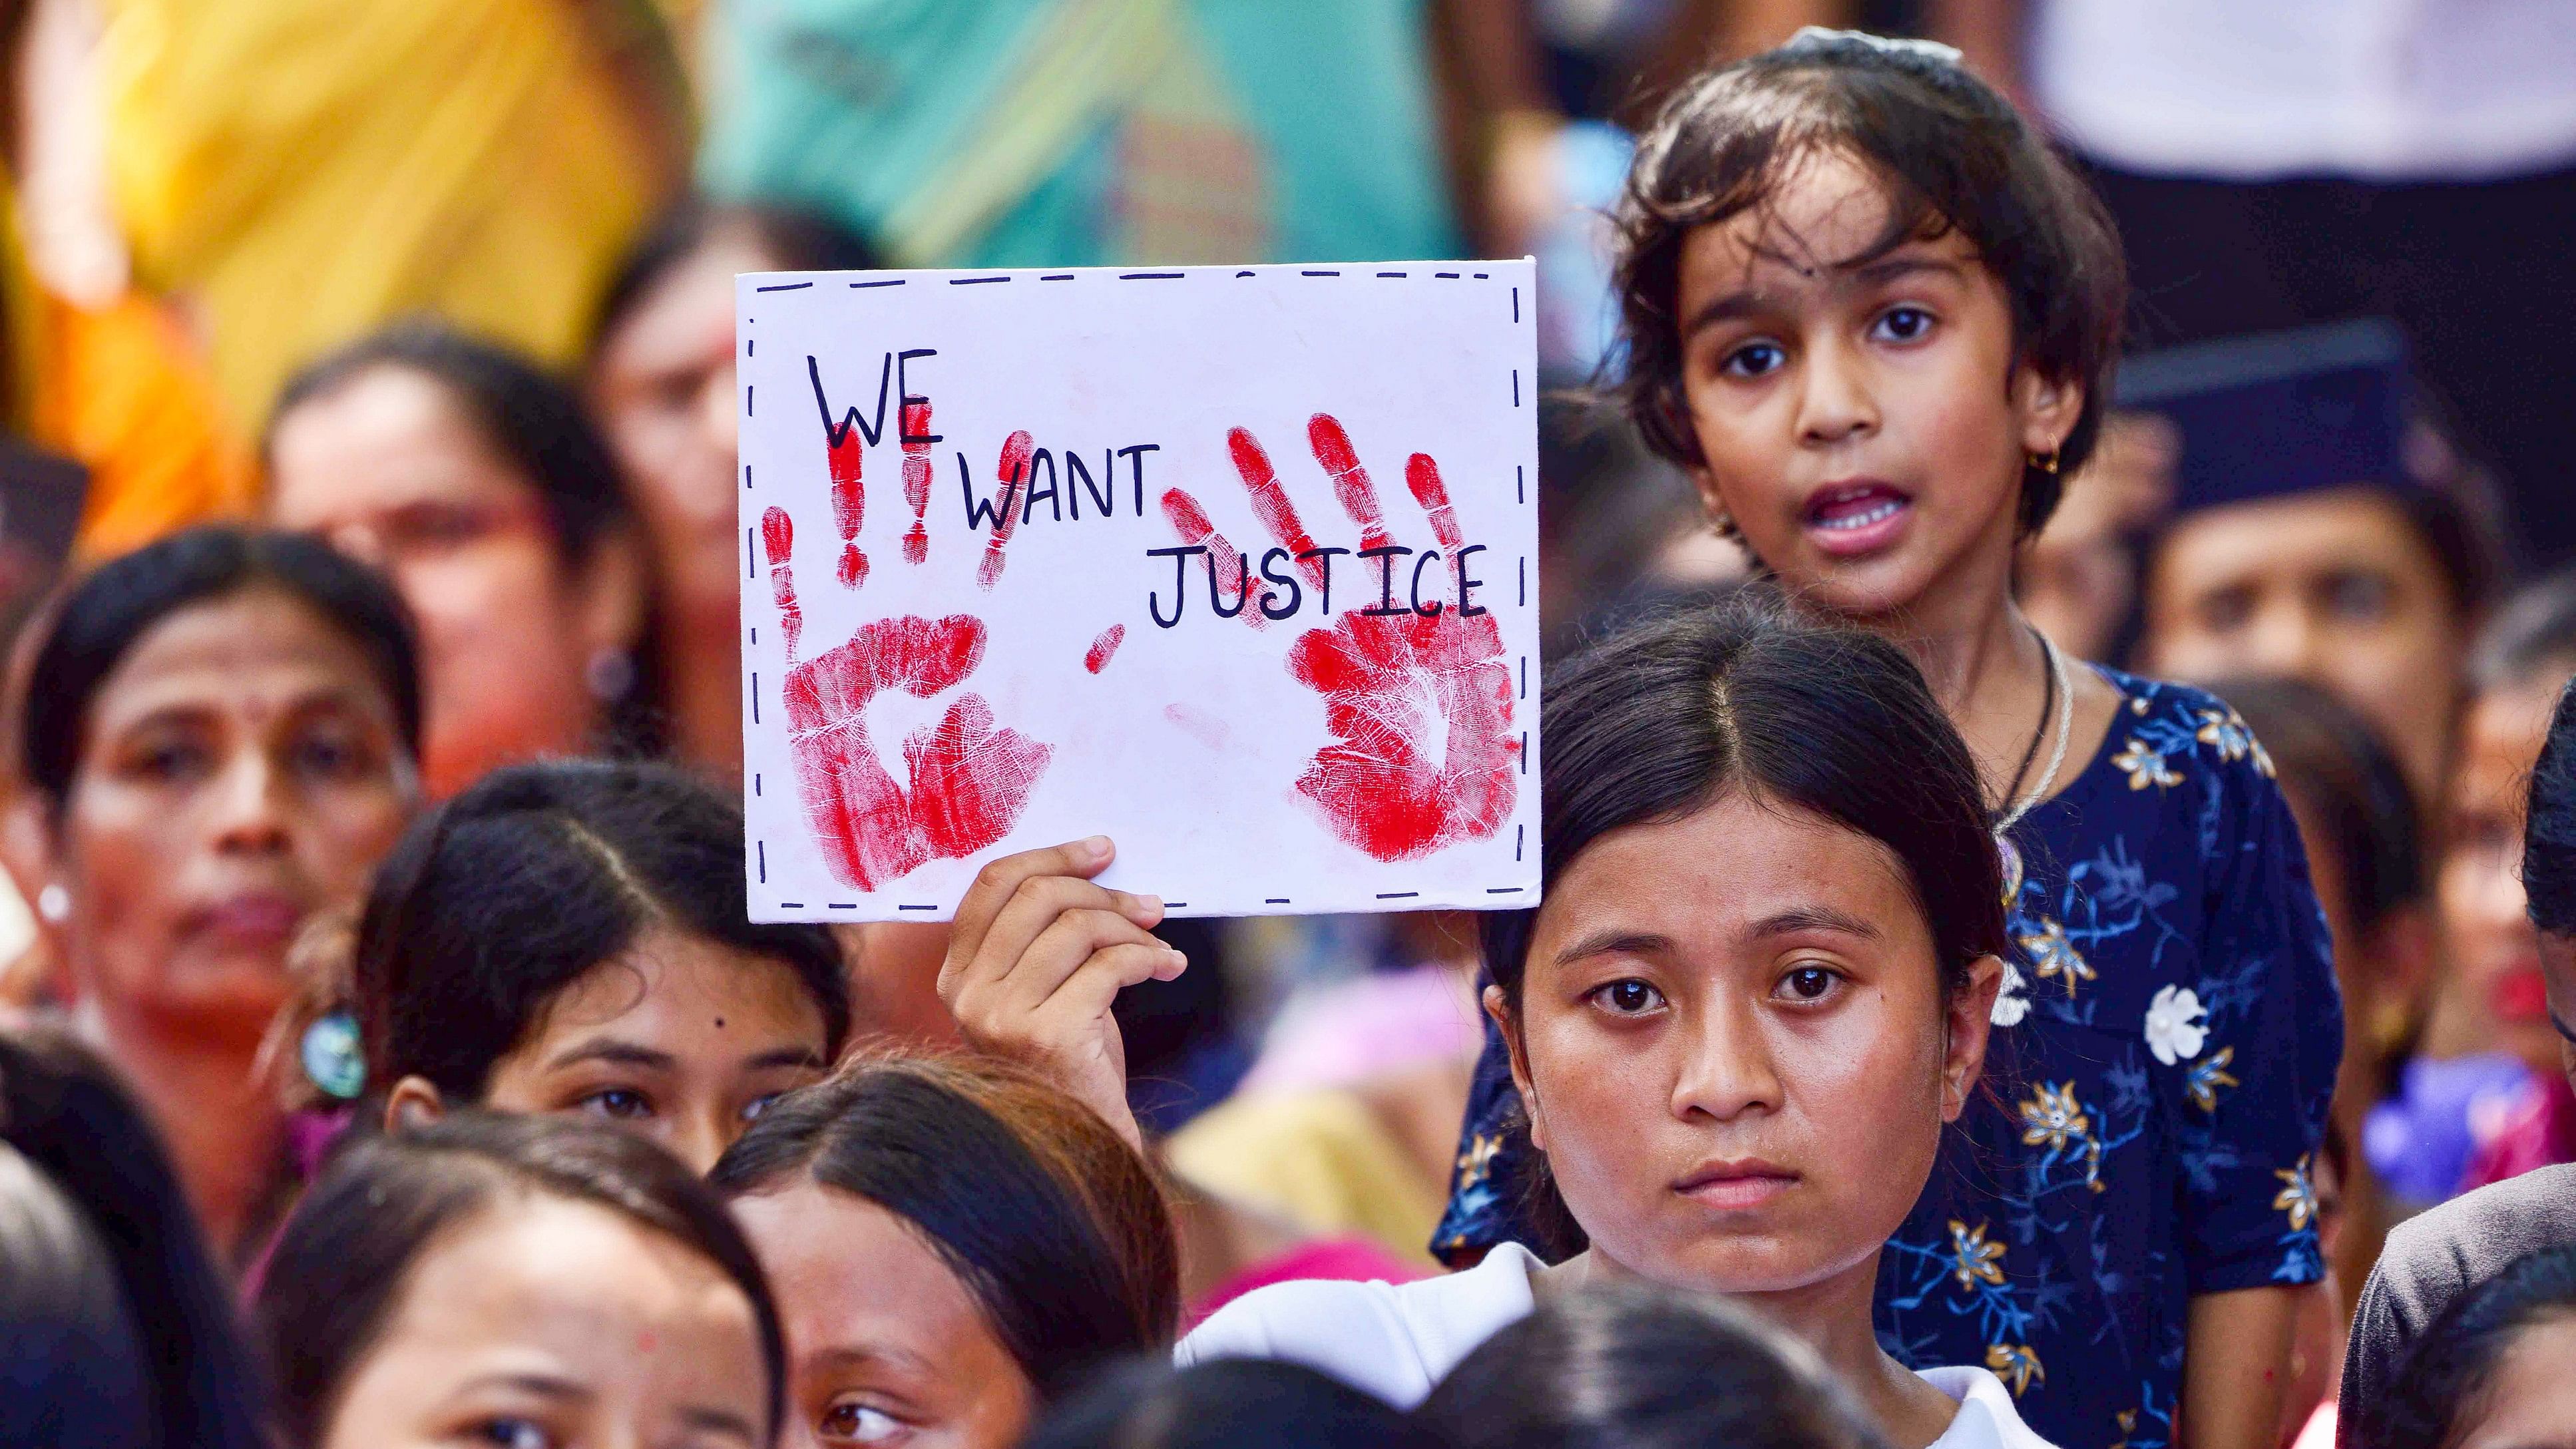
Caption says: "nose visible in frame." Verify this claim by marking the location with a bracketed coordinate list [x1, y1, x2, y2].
[699, 359, 742, 455]
[210, 749, 293, 857]
[325, 520, 390, 571]
[1794, 333, 1880, 449]
[1670, 995, 1782, 1123]
[2235, 596, 2328, 682]
[667, 1109, 733, 1178]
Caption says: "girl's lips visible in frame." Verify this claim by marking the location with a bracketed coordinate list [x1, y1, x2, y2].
[1802, 482, 1914, 558]
[1672, 1159, 1801, 1211]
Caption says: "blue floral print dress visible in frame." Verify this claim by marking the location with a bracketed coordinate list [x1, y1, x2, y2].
[1433, 670, 2339, 1449]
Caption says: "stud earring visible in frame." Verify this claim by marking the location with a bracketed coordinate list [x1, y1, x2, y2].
[37, 883, 68, 923]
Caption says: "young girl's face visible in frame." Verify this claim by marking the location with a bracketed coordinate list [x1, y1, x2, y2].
[2438, 678, 2566, 1076]
[1671, 150, 2077, 620]
[475, 929, 833, 1173]
[1498, 791, 1996, 1294]
[734, 1178, 1035, 1449]
[2444, 1314, 2576, 1449]
[321, 1195, 767, 1449]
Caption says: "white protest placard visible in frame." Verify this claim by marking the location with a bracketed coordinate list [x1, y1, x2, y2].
[738, 261, 1538, 921]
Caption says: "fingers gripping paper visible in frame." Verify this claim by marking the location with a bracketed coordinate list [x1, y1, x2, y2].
[739, 263, 1540, 921]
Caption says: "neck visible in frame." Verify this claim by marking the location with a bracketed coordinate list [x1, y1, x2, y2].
[90, 1006, 284, 1261]
[1561, 1247, 1955, 1447]
[660, 607, 746, 783]
[1791, 541, 2049, 799]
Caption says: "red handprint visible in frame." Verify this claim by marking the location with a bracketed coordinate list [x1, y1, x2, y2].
[763, 419, 1051, 893]
[1162, 414, 1518, 862]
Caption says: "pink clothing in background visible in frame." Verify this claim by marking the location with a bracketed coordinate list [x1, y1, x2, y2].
[2460, 1070, 2576, 1193]
[1240, 966, 1480, 1095]
[1185, 1237, 1428, 1330]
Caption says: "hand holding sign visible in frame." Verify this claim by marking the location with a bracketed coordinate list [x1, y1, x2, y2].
[740, 262, 1540, 919]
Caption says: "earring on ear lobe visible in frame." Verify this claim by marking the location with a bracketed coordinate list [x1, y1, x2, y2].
[2028, 450, 2061, 475]
[36, 884, 68, 923]
[1710, 511, 1743, 542]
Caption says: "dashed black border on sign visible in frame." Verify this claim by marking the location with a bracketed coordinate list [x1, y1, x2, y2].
[739, 264, 1540, 917]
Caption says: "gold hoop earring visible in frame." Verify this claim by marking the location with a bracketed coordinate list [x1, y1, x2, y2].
[2028, 450, 2061, 475]
[1710, 510, 1742, 542]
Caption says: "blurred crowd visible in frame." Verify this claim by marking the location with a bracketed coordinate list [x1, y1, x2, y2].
[3, 4, 2576, 1449]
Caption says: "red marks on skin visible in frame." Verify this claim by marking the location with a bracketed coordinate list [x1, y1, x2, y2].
[1159, 487, 1270, 628]
[761, 507, 802, 659]
[775, 614, 1051, 891]
[1085, 624, 1125, 674]
[1159, 411, 1516, 862]
[978, 431, 1033, 590]
[901, 399, 935, 566]
[827, 425, 869, 588]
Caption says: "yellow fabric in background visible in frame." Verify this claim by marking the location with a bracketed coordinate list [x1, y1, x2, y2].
[101, 0, 673, 430]
[1167, 1088, 1444, 1269]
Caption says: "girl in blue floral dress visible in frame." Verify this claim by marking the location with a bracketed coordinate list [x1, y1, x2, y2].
[1434, 32, 2337, 1449]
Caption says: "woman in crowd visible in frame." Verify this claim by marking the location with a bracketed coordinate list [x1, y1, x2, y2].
[255, 1112, 781, 1449]
[346, 758, 850, 1174]
[1436, 32, 2335, 1447]
[949, 598, 2051, 1448]
[1417, 1287, 1890, 1449]
[265, 323, 654, 798]
[710, 1052, 1180, 1449]
[0, 1027, 268, 1449]
[2, 526, 419, 1259]
[2353, 1245, 2576, 1449]
[584, 202, 876, 779]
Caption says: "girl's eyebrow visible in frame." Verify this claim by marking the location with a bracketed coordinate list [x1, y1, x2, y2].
[1747, 905, 1882, 940]
[1552, 929, 1673, 966]
[1846, 254, 1966, 288]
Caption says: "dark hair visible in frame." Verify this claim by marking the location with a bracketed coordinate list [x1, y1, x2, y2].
[2358, 1243, 2576, 1449]
[256, 1112, 786, 1449]
[2473, 566, 2576, 696]
[1611, 30, 2125, 535]
[1026, 1358, 1434, 1449]
[0, 1141, 151, 1449]
[17, 525, 421, 814]
[1417, 1285, 1889, 1449]
[0, 1029, 270, 1449]
[589, 199, 880, 356]
[1485, 592, 2006, 1253]
[711, 1051, 1181, 1400]
[354, 759, 849, 1102]
[2211, 676, 2423, 933]
[2527, 677, 2576, 938]
[268, 323, 632, 568]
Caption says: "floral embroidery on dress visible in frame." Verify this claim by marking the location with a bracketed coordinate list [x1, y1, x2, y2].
[2111, 738, 2183, 790]
[2143, 984, 2209, 1064]
[2274, 1155, 2317, 1233]
[1991, 960, 2033, 1026]
[1987, 1343, 2045, 1396]
[2184, 1046, 2239, 1112]
[2193, 707, 2276, 778]
[1947, 1219, 2008, 1289]
[2019, 1080, 2107, 1190]
[1454, 1132, 1501, 1189]
[2020, 917, 2097, 997]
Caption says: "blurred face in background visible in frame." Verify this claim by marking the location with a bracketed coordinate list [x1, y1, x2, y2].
[268, 364, 643, 798]
[586, 224, 777, 636]
[321, 1195, 767, 1449]
[2440, 675, 2568, 1076]
[2143, 488, 2464, 807]
[40, 586, 413, 1045]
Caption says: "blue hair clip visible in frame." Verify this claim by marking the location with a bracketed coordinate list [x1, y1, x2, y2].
[301, 1010, 366, 1101]
[1785, 27, 1965, 66]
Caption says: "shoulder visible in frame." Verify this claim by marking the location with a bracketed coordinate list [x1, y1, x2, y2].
[2090, 668, 2284, 794]
[2374, 1163, 2576, 1319]
[1176, 1242, 1542, 1408]
[1916, 1366, 2063, 1449]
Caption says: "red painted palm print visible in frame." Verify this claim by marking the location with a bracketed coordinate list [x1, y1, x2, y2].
[1163, 414, 1516, 861]
[764, 416, 1050, 891]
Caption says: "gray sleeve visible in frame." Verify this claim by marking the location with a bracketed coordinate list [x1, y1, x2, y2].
[2337, 1259, 2399, 1449]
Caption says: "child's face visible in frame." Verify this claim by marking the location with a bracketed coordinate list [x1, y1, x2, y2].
[2439, 678, 2565, 1076]
[2143, 488, 2463, 807]
[477, 928, 833, 1173]
[1670, 150, 2079, 622]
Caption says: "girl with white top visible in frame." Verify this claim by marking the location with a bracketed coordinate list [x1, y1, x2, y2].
[941, 595, 2056, 1449]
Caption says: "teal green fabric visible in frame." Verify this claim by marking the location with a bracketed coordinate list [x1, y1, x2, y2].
[698, 0, 1459, 267]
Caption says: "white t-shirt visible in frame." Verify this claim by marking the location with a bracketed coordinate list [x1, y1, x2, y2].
[1177, 1243, 2058, 1449]
[2026, 0, 2576, 181]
